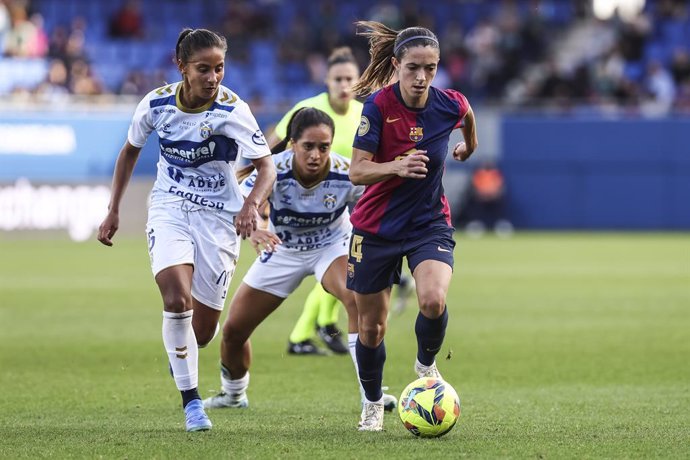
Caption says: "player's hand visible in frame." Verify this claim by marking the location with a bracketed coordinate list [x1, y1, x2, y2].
[97, 211, 119, 246]
[398, 150, 429, 179]
[452, 142, 474, 162]
[249, 228, 282, 254]
[236, 202, 260, 239]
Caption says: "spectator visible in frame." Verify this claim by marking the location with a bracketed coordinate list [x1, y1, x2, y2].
[34, 58, 69, 101]
[642, 60, 677, 115]
[69, 58, 104, 96]
[119, 69, 148, 95]
[670, 48, 690, 84]
[4, 2, 44, 57]
[464, 162, 513, 238]
[0, 0, 9, 52]
[108, 0, 143, 39]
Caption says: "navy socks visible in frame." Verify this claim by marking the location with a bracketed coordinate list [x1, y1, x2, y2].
[415, 307, 448, 366]
[355, 337, 386, 402]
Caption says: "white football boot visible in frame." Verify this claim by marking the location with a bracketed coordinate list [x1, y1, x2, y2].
[203, 391, 248, 409]
[414, 359, 443, 380]
[358, 400, 384, 432]
[381, 387, 397, 412]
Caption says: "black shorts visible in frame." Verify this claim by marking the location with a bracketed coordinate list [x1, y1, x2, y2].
[346, 227, 455, 294]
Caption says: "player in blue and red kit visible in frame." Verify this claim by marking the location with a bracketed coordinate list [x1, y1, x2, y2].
[346, 21, 479, 431]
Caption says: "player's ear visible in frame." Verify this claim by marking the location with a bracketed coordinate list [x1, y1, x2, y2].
[177, 58, 185, 74]
[391, 56, 400, 71]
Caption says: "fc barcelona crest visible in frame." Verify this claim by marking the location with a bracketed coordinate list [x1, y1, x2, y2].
[200, 121, 213, 139]
[409, 126, 423, 142]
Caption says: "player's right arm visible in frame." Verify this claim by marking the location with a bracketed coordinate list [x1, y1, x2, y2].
[238, 169, 281, 254]
[98, 91, 152, 247]
[98, 141, 142, 246]
[349, 147, 429, 185]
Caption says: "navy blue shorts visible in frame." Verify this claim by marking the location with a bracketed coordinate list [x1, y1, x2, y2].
[346, 227, 455, 294]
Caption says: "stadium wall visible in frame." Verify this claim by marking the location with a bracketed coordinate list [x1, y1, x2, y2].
[502, 116, 690, 230]
[1, 110, 688, 241]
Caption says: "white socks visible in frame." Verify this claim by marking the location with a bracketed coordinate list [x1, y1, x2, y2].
[162, 310, 198, 391]
[221, 368, 249, 398]
[349, 332, 366, 401]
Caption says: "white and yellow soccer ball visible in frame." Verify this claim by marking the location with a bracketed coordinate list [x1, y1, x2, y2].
[398, 377, 461, 438]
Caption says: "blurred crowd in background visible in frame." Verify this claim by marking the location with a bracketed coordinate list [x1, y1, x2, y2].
[1, 0, 689, 115]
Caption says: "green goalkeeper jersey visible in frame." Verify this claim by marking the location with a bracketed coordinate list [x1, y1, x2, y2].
[273, 93, 363, 159]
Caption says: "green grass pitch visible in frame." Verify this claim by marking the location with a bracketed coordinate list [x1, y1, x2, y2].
[1, 233, 688, 459]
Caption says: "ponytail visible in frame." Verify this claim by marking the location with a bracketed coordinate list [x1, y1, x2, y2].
[352, 21, 440, 96]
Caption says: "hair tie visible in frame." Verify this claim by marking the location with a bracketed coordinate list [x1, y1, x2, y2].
[393, 35, 438, 55]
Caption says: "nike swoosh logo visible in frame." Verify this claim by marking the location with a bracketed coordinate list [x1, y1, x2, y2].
[386, 117, 401, 123]
[437, 246, 450, 252]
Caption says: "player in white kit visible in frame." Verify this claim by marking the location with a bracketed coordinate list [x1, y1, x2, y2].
[97, 28, 276, 432]
[203, 107, 396, 412]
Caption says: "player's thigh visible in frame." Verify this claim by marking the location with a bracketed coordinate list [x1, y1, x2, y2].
[320, 255, 358, 316]
[224, 282, 284, 343]
[412, 259, 452, 310]
[154, 264, 194, 312]
[147, 204, 195, 288]
[406, 228, 455, 311]
[320, 255, 349, 299]
[316, 238, 350, 299]
[189, 210, 240, 311]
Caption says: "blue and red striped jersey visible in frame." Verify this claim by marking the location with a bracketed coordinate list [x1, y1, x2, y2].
[351, 83, 469, 240]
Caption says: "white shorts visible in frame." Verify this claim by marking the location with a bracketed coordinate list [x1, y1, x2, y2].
[146, 201, 239, 310]
[243, 234, 349, 298]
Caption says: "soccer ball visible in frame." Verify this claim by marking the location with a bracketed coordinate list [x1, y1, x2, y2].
[398, 377, 461, 438]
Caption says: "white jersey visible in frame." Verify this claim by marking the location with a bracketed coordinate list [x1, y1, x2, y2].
[128, 81, 271, 214]
[241, 150, 364, 252]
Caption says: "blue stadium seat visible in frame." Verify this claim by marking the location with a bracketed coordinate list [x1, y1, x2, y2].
[645, 41, 672, 67]
[623, 61, 645, 82]
[92, 62, 129, 93]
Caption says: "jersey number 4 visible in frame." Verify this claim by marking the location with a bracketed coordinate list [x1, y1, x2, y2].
[350, 235, 364, 263]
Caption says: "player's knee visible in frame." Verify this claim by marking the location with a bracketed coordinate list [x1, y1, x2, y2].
[162, 292, 193, 313]
[358, 319, 386, 346]
[197, 335, 212, 348]
[221, 320, 249, 346]
[196, 323, 219, 348]
[418, 292, 446, 319]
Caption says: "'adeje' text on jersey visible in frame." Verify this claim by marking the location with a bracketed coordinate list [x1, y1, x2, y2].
[187, 173, 225, 190]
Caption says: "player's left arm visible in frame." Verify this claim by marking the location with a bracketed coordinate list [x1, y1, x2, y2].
[453, 105, 478, 162]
